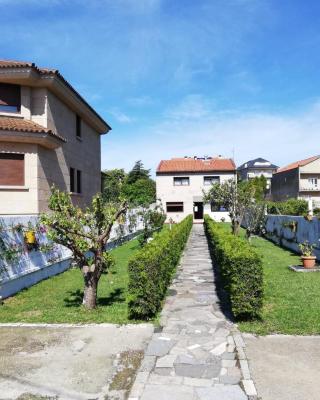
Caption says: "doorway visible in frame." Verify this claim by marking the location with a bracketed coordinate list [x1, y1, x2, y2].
[193, 202, 204, 219]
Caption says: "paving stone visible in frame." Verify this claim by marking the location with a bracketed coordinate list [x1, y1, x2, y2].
[141, 384, 194, 400]
[131, 225, 254, 400]
[156, 355, 176, 368]
[146, 338, 174, 356]
[222, 351, 236, 360]
[222, 359, 237, 368]
[219, 374, 241, 384]
[183, 377, 212, 387]
[174, 354, 206, 378]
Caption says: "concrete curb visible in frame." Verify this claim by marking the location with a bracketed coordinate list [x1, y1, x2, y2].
[232, 329, 260, 400]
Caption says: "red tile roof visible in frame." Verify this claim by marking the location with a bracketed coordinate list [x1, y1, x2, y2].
[0, 117, 66, 142]
[157, 157, 236, 173]
[0, 59, 110, 132]
[276, 155, 320, 174]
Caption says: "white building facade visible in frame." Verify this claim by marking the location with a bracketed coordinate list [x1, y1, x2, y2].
[156, 156, 236, 223]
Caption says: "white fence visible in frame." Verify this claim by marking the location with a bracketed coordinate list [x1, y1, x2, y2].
[263, 215, 320, 260]
[0, 210, 145, 299]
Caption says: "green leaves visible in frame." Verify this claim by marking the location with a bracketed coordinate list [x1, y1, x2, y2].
[204, 216, 263, 319]
[128, 215, 193, 320]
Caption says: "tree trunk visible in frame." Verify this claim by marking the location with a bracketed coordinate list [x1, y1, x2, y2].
[232, 220, 240, 236]
[83, 273, 98, 309]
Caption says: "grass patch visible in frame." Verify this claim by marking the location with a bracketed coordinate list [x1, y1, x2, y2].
[220, 224, 320, 335]
[0, 239, 141, 324]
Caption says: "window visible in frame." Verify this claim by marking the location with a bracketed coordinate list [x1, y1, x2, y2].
[210, 202, 226, 212]
[0, 153, 24, 186]
[70, 167, 82, 194]
[309, 178, 318, 187]
[204, 176, 220, 186]
[77, 170, 82, 194]
[173, 177, 189, 186]
[166, 202, 184, 212]
[0, 83, 21, 113]
[76, 115, 82, 138]
[70, 167, 75, 192]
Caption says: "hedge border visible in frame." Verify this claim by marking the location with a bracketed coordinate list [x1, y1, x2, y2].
[127, 215, 193, 320]
[204, 215, 263, 319]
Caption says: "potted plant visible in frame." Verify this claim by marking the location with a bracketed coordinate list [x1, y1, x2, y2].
[299, 241, 317, 269]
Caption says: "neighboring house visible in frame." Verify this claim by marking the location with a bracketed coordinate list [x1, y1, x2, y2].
[237, 157, 278, 189]
[271, 155, 320, 207]
[0, 60, 111, 215]
[156, 156, 236, 223]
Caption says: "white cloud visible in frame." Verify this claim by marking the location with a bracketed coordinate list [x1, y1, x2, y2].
[107, 108, 133, 124]
[126, 96, 154, 107]
[165, 95, 214, 120]
[102, 100, 320, 174]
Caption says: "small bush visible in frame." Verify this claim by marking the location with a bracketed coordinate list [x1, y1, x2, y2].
[204, 215, 263, 319]
[128, 215, 193, 320]
[266, 199, 308, 216]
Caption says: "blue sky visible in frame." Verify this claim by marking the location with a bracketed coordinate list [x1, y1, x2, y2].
[1, 0, 320, 173]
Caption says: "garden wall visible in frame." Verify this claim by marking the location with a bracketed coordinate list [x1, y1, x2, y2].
[0, 211, 144, 299]
[264, 215, 320, 260]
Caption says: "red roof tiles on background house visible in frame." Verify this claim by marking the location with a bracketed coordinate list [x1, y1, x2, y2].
[0, 117, 66, 142]
[157, 157, 236, 173]
[276, 155, 320, 174]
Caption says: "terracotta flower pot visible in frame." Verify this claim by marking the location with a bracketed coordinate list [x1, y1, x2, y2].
[301, 256, 316, 269]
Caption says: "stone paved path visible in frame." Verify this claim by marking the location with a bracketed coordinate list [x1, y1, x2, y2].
[129, 224, 254, 400]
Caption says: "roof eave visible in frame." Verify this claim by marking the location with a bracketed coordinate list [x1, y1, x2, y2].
[0, 65, 111, 134]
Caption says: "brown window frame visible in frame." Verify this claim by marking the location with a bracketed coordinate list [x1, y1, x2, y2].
[0, 153, 25, 186]
[166, 202, 184, 212]
[204, 176, 220, 186]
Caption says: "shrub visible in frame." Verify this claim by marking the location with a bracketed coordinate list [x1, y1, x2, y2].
[266, 199, 308, 216]
[128, 215, 193, 319]
[204, 215, 263, 319]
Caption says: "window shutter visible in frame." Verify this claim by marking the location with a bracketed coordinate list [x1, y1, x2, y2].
[0, 154, 24, 186]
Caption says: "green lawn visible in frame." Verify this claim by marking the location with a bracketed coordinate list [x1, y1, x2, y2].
[0, 239, 140, 324]
[219, 224, 320, 335]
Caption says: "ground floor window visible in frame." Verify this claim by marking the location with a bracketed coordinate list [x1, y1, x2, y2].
[210, 201, 226, 212]
[166, 202, 184, 212]
[0, 153, 24, 186]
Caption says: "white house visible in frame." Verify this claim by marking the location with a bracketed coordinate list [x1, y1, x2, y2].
[156, 156, 236, 223]
[237, 157, 278, 190]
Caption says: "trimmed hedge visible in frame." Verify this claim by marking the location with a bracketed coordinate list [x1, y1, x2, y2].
[204, 215, 263, 319]
[128, 215, 193, 320]
[266, 199, 308, 216]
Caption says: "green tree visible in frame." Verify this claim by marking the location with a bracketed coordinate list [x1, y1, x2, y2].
[126, 160, 151, 184]
[102, 168, 126, 202]
[137, 204, 166, 246]
[204, 180, 255, 235]
[40, 188, 127, 309]
[247, 176, 268, 201]
[122, 178, 156, 206]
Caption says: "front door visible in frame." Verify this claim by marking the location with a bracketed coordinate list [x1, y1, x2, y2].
[194, 202, 204, 219]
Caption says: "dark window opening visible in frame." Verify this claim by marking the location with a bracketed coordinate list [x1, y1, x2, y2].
[204, 176, 220, 186]
[166, 202, 184, 212]
[0, 153, 24, 186]
[210, 202, 226, 212]
[77, 170, 82, 194]
[76, 115, 82, 138]
[70, 167, 75, 192]
[174, 177, 189, 186]
[0, 83, 21, 113]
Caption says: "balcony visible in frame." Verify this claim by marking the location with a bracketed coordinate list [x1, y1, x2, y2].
[299, 186, 320, 192]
